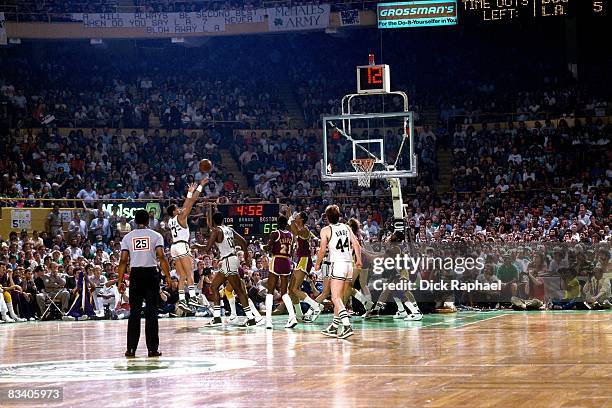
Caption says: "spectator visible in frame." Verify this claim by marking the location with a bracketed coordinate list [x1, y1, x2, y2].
[90, 210, 111, 241]
[69, 212, 88, 239]
[46, 205, 63, 237]
[36, 262, 70, 314]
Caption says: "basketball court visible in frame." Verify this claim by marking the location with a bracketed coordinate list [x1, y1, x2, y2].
[2, 312, 611, 407]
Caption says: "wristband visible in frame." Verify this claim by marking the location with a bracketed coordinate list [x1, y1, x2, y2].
[196, 185, 203, 192]
[187, 192, 193, 198]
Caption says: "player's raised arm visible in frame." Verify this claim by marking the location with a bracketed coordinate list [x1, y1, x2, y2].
[180, 178, 208, 223]
[314, 226, 330, 271]
[206, 201, 215, 229]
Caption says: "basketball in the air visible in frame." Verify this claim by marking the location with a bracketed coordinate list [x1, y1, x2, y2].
[199, 159, 213, 172]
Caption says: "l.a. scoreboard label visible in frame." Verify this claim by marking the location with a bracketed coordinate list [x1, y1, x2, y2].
[378, 0, 458, 28]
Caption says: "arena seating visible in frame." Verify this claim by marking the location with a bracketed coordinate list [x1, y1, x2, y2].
[0, 29, 609, 324]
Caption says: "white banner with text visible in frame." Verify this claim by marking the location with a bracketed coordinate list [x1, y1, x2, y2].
[71, 12, 242, 33]
[266, 5, 330, 32]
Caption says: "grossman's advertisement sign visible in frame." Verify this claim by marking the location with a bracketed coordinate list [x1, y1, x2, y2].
[378, 0, 458, 28]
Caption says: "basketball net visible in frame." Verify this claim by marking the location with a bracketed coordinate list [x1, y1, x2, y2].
[351, 158, 375, 187]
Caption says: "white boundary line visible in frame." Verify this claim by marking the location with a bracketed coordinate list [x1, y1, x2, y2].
[454, 313, 508, 329]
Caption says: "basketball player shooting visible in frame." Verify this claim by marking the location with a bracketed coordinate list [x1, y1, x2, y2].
[314, 205, 362, 339]
[166, 178, 208, 310]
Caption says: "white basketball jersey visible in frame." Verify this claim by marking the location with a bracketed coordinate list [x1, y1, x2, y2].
[216, 225, 237, 258]
[168, 216, 190, 243]
[327, 223, 352, 263]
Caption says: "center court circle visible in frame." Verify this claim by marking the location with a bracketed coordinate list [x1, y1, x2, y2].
[0, 357, 256, 382]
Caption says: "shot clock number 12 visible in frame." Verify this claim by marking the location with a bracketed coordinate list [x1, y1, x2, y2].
[357, 64, 390, 94]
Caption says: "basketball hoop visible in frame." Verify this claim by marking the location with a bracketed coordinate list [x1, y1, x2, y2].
[351, 158, 375, 187]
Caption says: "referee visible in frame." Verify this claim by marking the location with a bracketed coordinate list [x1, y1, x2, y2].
[117, 209, 171, 358]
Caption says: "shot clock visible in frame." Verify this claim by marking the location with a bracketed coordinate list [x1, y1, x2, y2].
[357, 64, 391, 94]
[217, 203, 280, 238]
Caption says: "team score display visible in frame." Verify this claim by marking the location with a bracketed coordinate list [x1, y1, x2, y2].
[263, 223, 277, 234]
[461, 0, 606, 21]
[217, 203, 280, 238]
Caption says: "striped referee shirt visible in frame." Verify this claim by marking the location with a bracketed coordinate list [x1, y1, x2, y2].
[121, 228, 164, 268]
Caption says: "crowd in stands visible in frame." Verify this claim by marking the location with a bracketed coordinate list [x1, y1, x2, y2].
[0, 41, 288, 130]
[0, 211, 610, 323]
[287, 31, 612, 129]
[0, 25, 610, 322]
[0, 0, 377, 20]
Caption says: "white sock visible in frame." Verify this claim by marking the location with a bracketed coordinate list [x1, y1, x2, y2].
[213, 305, 221, 318]
[188, 285, 196, 299]
[338, 307, 350, 327]
[7, 303, 20, 320]
[265, 294, 273, 323]
[248, 298, 262, 319]
[294, 303, 303, 320]
[243, 305, 255, 319]
[303, 295, 319, 310]
[282, 294, 295, 319]
[229, 296, 237, 316]
[179, 290, 185, 301]
[404, 301, 421, 315]
[394, 298, 407, 314]
[354, 290, 369, 307]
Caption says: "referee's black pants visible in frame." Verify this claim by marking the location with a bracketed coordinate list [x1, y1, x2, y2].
[127, 267, 160, 352]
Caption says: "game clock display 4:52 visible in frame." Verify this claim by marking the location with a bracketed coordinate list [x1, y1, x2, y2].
[217, 204, 280, 238]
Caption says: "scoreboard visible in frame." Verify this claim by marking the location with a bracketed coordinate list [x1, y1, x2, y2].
[217, 203, 279, 238]
[377, 0, 608, 27]
[461, 0, 608, 21]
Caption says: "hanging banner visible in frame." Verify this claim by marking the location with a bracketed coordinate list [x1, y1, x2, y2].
[340, 9, 360, 26]
[0, 12, 6, 46]
[77, 12, 227, 33]
[377, 1, 458, 28]
[11, 209, 32, 230]
[219, 9, 266, 24]
[266, 5, 330, 32]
